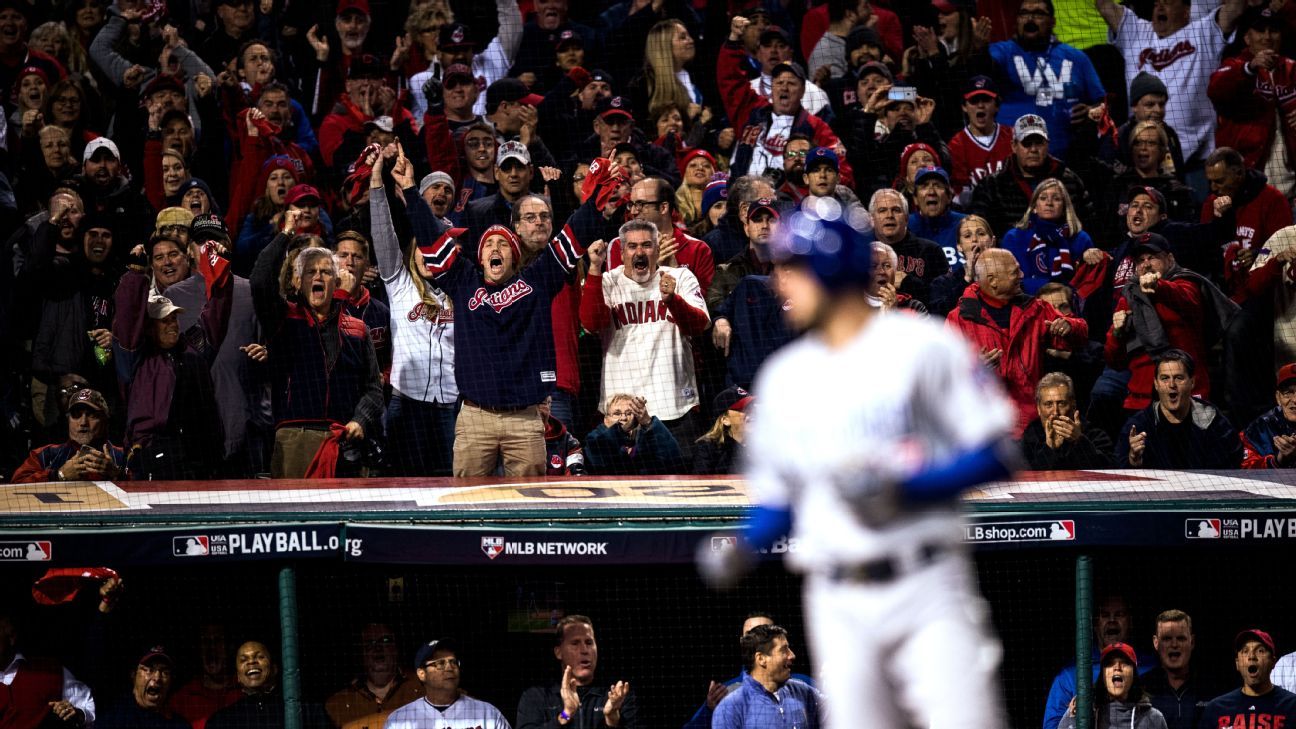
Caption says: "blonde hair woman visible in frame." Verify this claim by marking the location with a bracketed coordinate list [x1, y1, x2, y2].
[1001, 178, 1095, 295]
[643, 20, 698, 121]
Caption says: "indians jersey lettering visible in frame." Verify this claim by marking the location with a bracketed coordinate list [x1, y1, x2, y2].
[468, 280, 535, 313]
[1114, 10, 1231, 162]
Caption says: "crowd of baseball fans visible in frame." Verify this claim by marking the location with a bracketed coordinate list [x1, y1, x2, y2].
[9, 0, 1296, 481]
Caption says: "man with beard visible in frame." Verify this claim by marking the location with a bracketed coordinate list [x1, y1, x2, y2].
[11, 388, 125, 482]
[948, 76, 1014, 205]
[1043, 595, 1157, 729]
[908, 167, 966, 268]
[1118, 349, 1241, 468]
[985, 0, 1104, 160]
[99, 647, 189, 729]
[1200, 630, 1296, 729]
[208, 641, 327, 729]
[871, 188, 948, 306]
[582, 219, 710, 465]
[972, 114, 1092, 238]
[1099, 0, 1245, 181]
[79, 138, 155, 249]
[773, 135, 812, 203]
[712, 625, 822, 729]
[325, 625, 422, 727]
[419, 172, 457, 222]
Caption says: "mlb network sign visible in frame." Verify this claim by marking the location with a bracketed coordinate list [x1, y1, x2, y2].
[481, 536, 609, 560]
[0, 541, 51, 561]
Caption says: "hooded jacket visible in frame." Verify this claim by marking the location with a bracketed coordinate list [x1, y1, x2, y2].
[1058, 694, 1168, 729]
[1241, 405, 1296, 469]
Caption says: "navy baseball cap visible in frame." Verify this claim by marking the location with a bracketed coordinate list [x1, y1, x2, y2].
[964, 75, 999, 101]
[771, 61, 806, 82]
[555, 29, 583, 49]
[759, 26, 791, 46]
[806, 147, 839, 171]
[854, 61, 893, 83]
[1123, 185, 1166, 210]
[414, 639, 458, 668]
[439, 22, 475, 50]
[747, 197, 780, 221]
[914, 166, 950, 187]
[595, 95, 633, 121]
[348, 54, 385, 80]
[1129, 232, 1171, 258]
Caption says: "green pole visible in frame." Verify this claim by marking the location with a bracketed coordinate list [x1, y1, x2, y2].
[1075, 555, 1093, 729]
[279, 566, 302, 729]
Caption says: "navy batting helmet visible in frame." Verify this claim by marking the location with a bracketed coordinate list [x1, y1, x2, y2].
[769, 200, 875, 292]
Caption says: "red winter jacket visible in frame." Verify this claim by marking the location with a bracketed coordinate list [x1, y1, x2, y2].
[1200, 169, 1292, 294]
[1208, 50, 1296, 169]
[1103, 275, 1207, 411]
[946, 283, 1088, 437]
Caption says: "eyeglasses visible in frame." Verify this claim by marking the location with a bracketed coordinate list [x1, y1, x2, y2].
[464, 137, 493, 149]
[520, 212, 552, 224]
[423, 658, 460, 671]
[608, 410, 633, 418]
[362, 636, 395, 649]
[784, 151, 807, 159]
[628, 199, 662, 211]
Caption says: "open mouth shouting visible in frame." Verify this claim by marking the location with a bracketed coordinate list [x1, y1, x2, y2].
[632, 254, 650, 278]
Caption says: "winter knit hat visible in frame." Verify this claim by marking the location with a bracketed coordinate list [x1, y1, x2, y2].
[702, 178, 728, 215]
[256, 155, 302, 196]
[1129, 72, 1168, 105]
[678, 148, 716, 178]
[898, 143, 940, 182]
[477, 224, 521, 267]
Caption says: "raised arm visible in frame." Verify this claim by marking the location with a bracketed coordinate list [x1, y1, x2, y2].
[250, 217, 297, 338]
[1094, 0, 1124, 31]
[1218, 0, 1246, 37]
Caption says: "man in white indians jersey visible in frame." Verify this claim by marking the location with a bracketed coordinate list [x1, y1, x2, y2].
[384, 639, 511, 729]
[701, 207, 1017, 729]
[947, 75, 1014, 206]
[1097, 0, 1245, 167]
[580, 219, 711, 461]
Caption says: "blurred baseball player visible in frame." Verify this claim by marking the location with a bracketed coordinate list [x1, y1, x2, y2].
[702, 202, 1018, 729]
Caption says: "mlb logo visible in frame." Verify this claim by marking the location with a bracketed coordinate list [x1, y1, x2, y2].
[174, 536, 210, 556]
[711, 536, 738, 553]
[26, 542, 51, 561]
[1185, 519, 1221, 539]
[481, 536, 505, 560]
[1049, 521, 1075, 540]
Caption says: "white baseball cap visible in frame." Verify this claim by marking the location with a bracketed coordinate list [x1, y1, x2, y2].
[83, 137, 121, 164]
[496, 140, 531, 167]
[146, 294, 185, 320]
[1013, 114, 1049, 142]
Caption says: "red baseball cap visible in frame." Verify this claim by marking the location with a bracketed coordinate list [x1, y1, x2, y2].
[1100, 642, 1137, 666]
[285, 184, 321, 207]
[1279, 364, 1296, 389]
[1236, 629, 1276, 653]
[336, 0, 369, 15]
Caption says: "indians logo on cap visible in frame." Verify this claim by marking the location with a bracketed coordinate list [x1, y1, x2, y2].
[609, 97, 624, 109]
[451, 26, 465, 44]
[560, 30, 575, 42]
[481, 536, 505, 559]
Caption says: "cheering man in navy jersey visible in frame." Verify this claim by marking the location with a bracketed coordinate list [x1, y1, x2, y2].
[411, 149, 627, 476]
[1198, 629, 1296, 729]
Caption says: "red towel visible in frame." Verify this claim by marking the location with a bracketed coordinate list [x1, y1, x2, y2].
[304, 423, 348, 478]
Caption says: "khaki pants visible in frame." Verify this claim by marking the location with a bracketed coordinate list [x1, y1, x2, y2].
[452, 402, 545, 477]
[271, 427, 332, 479]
